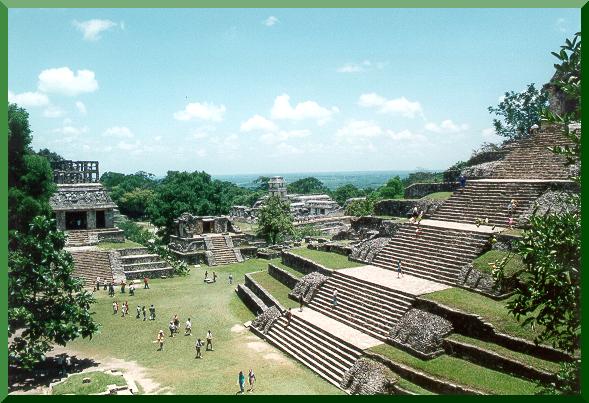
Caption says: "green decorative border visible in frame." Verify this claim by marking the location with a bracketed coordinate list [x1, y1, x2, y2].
[1, 2, 586, 402]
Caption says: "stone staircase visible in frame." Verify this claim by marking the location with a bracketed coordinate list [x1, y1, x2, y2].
[205, 235, 240, 265]
[372, 223, 490, 286]
[308, 271, 414, 341]
[69, 250, 114, 287]
[65, 228, 124, 247]
[490, 129, 575, 180]
[431, 181, 548, 228]
[118, 247, 173, 280]
[263, 314, 363, 388]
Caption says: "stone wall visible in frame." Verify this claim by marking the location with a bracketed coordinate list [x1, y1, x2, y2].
[456, 264, 504, 298]
[268, 263, 299, 289]
[96, 230, 125, 243]
[373, 199, 445, 218]
[307, 242, 352, 256]
[124, 267, 174, 280]
[105, 209, 114, 228]
[340, 358, 397, 395]
[350, 237, 390, 264]
[403, 182, 458, 199]
[414, 298, 570, 362]
[244, 273, 285, 312]
[251, 305, 282, 334]
[281, 251, 333, 276]
[290, 272, 329, 303]
[55, 211, 66, 231]
[236, 284, 268, 315]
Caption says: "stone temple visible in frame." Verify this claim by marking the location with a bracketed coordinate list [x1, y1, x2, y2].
[49, 160, 124, 245]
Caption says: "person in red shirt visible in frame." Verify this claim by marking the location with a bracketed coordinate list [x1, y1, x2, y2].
[144, 277, 150, 289]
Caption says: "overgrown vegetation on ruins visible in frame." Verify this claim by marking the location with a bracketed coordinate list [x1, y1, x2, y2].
[256, 195, 295, 244]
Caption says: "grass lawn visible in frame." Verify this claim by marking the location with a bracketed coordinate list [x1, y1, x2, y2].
[421, 191, 453, 200]
[421, 288, 544, 342]
[268, 258, 304, 279]
[369, 344, 539, 395]
[52, 371, 126, 395]
[473, 250, 524, 278]
[447, 334, 561, 373]
[235, 221, 258, 235]
[396, 378, 436, 395]
[288, 248, 363, 269]
[97, 240, 142, 250]
[249, 271, 299, 309]
[67, 259, 342, 394]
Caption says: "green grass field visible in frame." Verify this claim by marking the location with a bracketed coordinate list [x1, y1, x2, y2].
[473, 250, 524, 278]
[421, 288, 544, 342]
[52, 371, 127, 395]
[288, 248, 363, 269]
[97, 240, 142, 250]
[421, 191, 453, 200]
[249, 271, 299, 309]
[67, 259, 342, 395]
[369, 344, 539, 395]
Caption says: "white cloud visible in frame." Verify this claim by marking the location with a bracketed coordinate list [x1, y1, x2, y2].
[259, 129, 311, 145]
[424, 119, 469, 134]
[481, 127, 498, 139]
[276, 142, 303, 155]
[555, 18, 568, 33]
[195, 149, 207, 157]
[358, 93, 423, 119]
[336, 60, 386, 73]
[73, 19, 118, 41]
[336, 120, 383, 141]
[387, 129, 427, 142]
[240, 114, 277, 132]
[117, 140, 140, 151]
[43, 105, 65, 118]
[270, 94, 338, 124]
[263, 16, 279, 27]
[38, 67, 99, 96]
[52, 124, 88, 139]
[103, 126, 134, 138]
[173, 102, 226, 122]
[76, 101, 87, 115]
[8, 90, 49, 107]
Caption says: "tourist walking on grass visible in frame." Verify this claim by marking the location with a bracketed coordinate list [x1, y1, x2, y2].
[96, 276, 101, 292]
[157, 330, 165, 351]
[169, 321, 176, 337]
[397, 259, 403, 278]
[195, 338, 203, 358]
[229, 273, 233, 285]
[213, 272, 218, 283]
[144, 276, 150, 289]
[136, 305, 141, 319]
[149, 304, 156, 320]
[206, 330, 214, 351]
[185, 318, 192, 335]
[129, 284, 135, 296]
[120, 280, 126, 294]
[109, 282, 115, 297]
[299, 294, 304, 312]
[248, 368, 256, 392]
[173, 314, 180, 332]
[142, 305, 147, 321]
[113, 301, 118, 315]
[205, 271, 208, 280]
[238, 371, 246, 394]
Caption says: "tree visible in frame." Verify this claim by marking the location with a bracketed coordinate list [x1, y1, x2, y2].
[8, 216, 98, 369]
[252, 176, 271, 191]
[401, 171, 443, 187]
[345, 194, 379, 217]
[332, 184, 365, 206]
[287, 177, 327, 194]
[36, 148, 65, 165]
[256, 196, 294, 244]
[493, 33, 581, 394]
[8, 103, 55, 235]
[377, 176, 404, 199]
[488, 83, 549, 141]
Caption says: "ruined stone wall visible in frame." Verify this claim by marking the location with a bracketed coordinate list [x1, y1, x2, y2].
[373, 199, 445, 218]
[56, 211, 66, 231]
[403, 182, 458, 199]
[268, 263, 299, 288]
[87, 210, 96, 229]
[281, 251, 332, 276]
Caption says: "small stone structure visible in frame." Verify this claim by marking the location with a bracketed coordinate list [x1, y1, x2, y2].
[340, 358, 397, 395]
[251, 305, 282, 334]
[290, 272, 329, 302]
[456, 264, 503, 297]
[389, 309, 453, 358]
[268, 176, 287, 199]
[350, 237, 390, 263]
[373, 198, 445, 218]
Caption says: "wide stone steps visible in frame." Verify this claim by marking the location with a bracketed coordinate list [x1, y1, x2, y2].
[69, 250, 113, 287]
[65, 231, 92, 247]
[119, 248, 173, 280]
[372, 223, 488, 285]
[120, 254, 162, 264]
[265, 315, 362, 388]
[307, 272, 414, 341]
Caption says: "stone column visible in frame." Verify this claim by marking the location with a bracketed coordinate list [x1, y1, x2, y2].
[87, 210, 97, 229]
[56, 211, 66, 231]
[105, 209, 114, 228]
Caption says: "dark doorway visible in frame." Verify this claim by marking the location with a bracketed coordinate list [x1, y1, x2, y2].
[65, 211, 87, 230]
[96, 210, 106, 228]
[202, 221, 212, 233]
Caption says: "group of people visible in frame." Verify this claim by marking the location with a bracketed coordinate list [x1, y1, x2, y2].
[113, 302, 157, 320]
[96, 276, 150, 296]
[155, 322, 214, 358]
[237, 369, 256, 394]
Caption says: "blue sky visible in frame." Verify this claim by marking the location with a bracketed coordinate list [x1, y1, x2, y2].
[8, 8, 580, 176]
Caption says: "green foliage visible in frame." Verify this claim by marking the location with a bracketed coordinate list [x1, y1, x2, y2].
[546, 32, 581, 121]
[292, 224, 323, 241]
[100, 171, 158, 219]
[8, 104, 56, 234]
[401, 171, 443, 187]
[256, 196, 294, 244]
[252, 176, 271, 191]
[345, 193, 379, 217]
[488, 83, 549, 141]
[287, 177, 327, 194]
[443, 161, 467, 183]
[147, 171, 241, 241]
[377, 176, 404, 199]
[8, 216, 98, 369]
[331, 184, 367, 205]
[36, 148, 65, 164]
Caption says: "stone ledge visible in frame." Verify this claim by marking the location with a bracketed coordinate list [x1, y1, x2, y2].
[244, 273, 285, 312]
[281, 251, 333, 277]
[268, 263, 298, 289]
[236, 284, 267, 315]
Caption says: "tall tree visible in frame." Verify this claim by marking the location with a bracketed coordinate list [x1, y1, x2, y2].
[488, 83, 549, 141]
[256, 196, 294, 244]
[377, 176, 404, 199]
[8, 217, 99, 369]
[287, 177, 327, 194]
